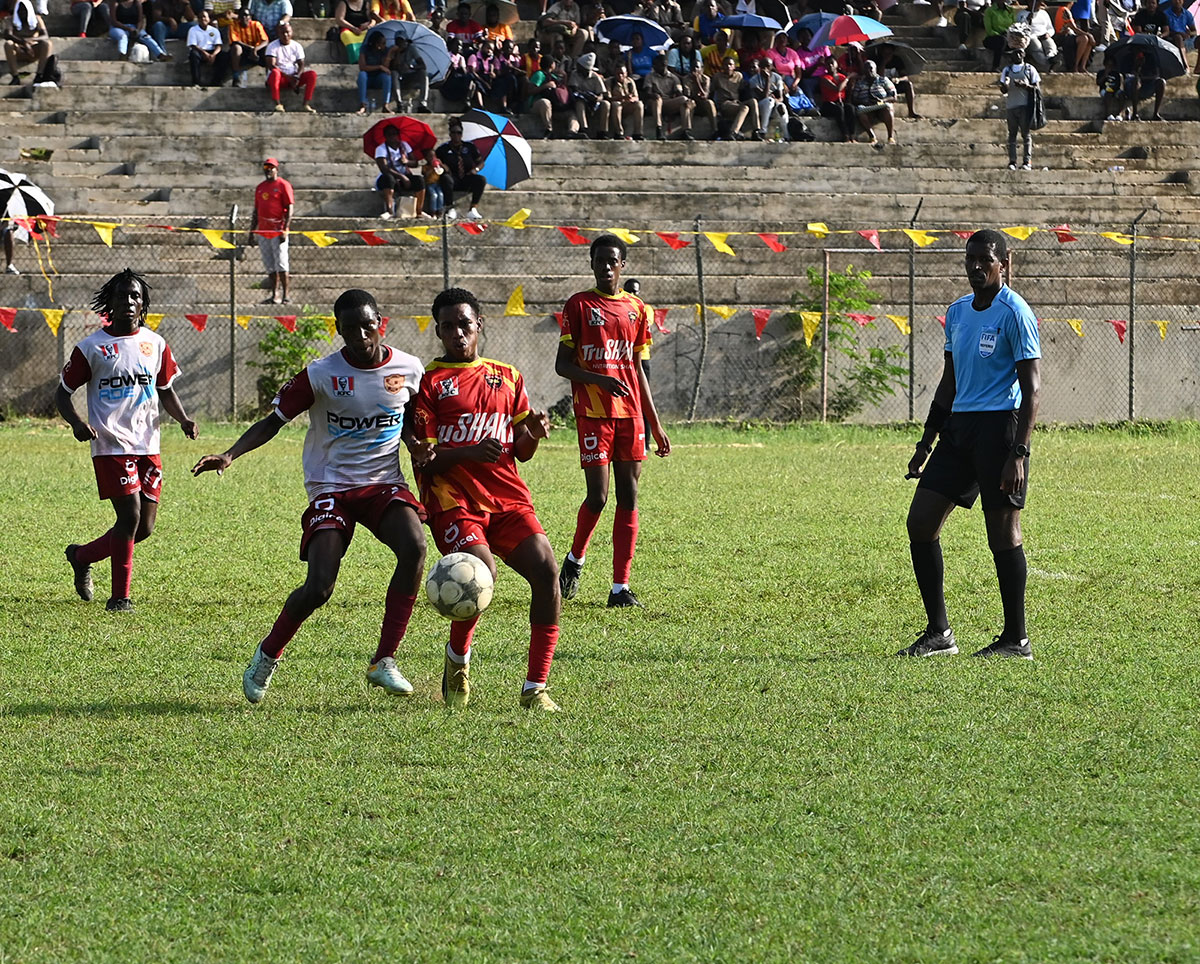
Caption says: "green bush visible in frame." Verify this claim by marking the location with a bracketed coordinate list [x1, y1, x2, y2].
[247, 308, 333, 413]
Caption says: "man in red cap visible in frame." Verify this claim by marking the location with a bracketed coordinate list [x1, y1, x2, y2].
[245, 157, 294, 305]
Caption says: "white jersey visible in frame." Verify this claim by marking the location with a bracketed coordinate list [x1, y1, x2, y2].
[60, 326, 180, 458]
[273, 345, 424, 500]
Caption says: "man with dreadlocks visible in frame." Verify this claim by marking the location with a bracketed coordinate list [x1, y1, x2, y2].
[56, 268, 198, 612]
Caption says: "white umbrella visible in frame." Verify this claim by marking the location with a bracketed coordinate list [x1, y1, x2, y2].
[0, 168, 54, 241]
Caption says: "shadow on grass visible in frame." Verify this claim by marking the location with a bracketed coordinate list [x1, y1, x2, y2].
[0, 699, 425, 718]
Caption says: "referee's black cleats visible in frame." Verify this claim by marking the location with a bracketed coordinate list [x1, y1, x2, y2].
[971, 635, 1034, 660]
[897, 627, 958, 657]
[65, 544, 94, 602]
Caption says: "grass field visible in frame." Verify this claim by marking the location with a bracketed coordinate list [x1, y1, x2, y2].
[2, 418, 1199, 963]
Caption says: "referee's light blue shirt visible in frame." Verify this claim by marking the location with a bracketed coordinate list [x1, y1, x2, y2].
[944, 285, 1041, 412]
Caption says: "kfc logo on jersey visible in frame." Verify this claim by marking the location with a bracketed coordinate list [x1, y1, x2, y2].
[588, 307, 605, 327]
[484, 372, 503, 390]
[139, 342, 153, 357]
[99, 343, 120, 359]
[332, 375, 355, 396]
[384, 373, 406, 395]
[436, 377, 459, 399]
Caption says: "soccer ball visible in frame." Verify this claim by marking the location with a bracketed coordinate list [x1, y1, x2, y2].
[425, 552, 494, 621]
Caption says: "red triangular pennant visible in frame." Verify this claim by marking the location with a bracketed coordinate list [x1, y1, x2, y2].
[952, 231, 973, 240]
[0, 307, 16, 331]
[1051, 223, 1077, 243]
[554, 311, 565, 332]
[936, 314, 946, 328]
[459, 222, 486, 235]
[655, 231, 691, 250]
[147, 224, 177, 231]
[34, 215, 59, 237]
[354, 230, 390, 246]
[1108, 319, 1127, 343]
[185, 313, 208, 332]
[845, 312, 876, 326]
[757, 233, 787, 253]
[857, 229, 881, 251]
[379, 316, 389, 336]
[275, 315, 297, 332]
[751, 308, 771, 339]
[653, 307, 671, 334]
[558, 226, 590, 246]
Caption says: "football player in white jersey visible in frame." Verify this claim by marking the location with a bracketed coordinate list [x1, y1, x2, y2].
[193, 289, 429, 704]
[57, 269, 198, 613]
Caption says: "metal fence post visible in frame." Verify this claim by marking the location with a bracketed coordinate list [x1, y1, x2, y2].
[229, 203, 238, 420]
[688, 215, 708, 421]
[821, 249, 829, 423]
[1128, 209, 1146, 421]
[441, 208, 450, 291]
[907, 199, 922, 421]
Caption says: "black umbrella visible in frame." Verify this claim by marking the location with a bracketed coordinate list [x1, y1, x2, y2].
[1106, 32, 1186, 79]
[865, 40, 927, 76]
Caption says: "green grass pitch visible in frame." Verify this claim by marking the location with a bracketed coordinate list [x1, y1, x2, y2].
[1, 419, 1199, 963]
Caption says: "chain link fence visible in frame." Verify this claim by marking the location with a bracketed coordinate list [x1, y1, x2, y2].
[2, 213, 1197, 423]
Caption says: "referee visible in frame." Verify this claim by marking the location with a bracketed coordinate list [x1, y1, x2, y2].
[900, 229, 1041, 660]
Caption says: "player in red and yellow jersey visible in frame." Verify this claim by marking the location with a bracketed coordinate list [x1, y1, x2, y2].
[411, 287, 561, 712]
[556, 234, 671, 609]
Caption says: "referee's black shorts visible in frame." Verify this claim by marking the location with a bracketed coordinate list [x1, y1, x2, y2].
[917, 410, 1028, 511]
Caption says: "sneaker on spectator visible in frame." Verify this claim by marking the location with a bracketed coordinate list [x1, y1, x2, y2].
[446, 207, 458, 220]
[4, 264, 17, 275]
[303, 103, 317, 113]
[958, 43, 968, 51]
[466, 207, 483, 220]
[273, 102, 285, 112]
[936, 15, 948, 25]
[1008, 163, 1016, 170]
[379, 211, 393, 220]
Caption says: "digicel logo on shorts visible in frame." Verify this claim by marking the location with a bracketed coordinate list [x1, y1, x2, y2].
[581, 339, 634, 361]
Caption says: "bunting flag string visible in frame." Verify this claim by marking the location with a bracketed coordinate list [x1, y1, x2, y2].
[704, 232, 735, 256]
[757, 233, 787, 253]
[1108, 319, 1128, 343]
[608, 228, 640, 245]
[501, 208, 531, 229]
[1066, 319, 1083, 337]
[709, 305, 737, 319]
[379, 316, 390, 336]
[1154, 321, 1168, 340]
[93, 222, 117, 247]
[186, 313, 208, 332]
[799, 310, 821, 346]
[143, 313, 164, 331]
[403, 226, 438, 244]
[558, 226, 589, 246]
[951, 231, 973, 240]
[903, 229, 938, 248]
[857, 229, 881, 251]
[504, 285, 528, 316]
[353, 230, 389, 246]
[322, 315, 337, 338]
[275, 315, 297, 333]
[199, 229, 236, 250]
[886, 314, 911, 336]
[656, 232, 690, 249]
[806, 222, 829, 239]
[236, 315, 251, 329]
[458, 222, 486, 235]
[40, 308, 63, 336]
[414, 315, 433, 332]
[1001, 226, 1037, 241]
[652, 307, 671, 334]
[1052, 224, 1077, 243]
[846, 312, 876, 326]
[301, 231, 338, 247]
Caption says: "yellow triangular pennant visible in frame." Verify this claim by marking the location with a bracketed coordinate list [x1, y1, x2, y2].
[1066, 319, 1083, 337]
[236, 315, 251, 329]
[800, 310, 821, 346]
[1001, 225, 1037, 241]
[694, 303, 702, 324]
[93, 222, 118, 247]
[1100, 232, 1134, 246]
[1153, 320, 1168, 340]
[709, 305, 737, 319]
[199, 229, 236, 250]
[403, 226, 438, 244]
[143, 313, 164, 331]
[806, 222, 829, 239]
[414, 315, 433, 332]
[608, 228, 640, 245]
[502, 208, 531, 229]
[301, 231, 338, 248]
[40, 308, 64, 336]
[902, 229, 937, 248]
[322, 314, 337, 338]
[504, 285, 528, 316]
[886, 314, 911, 335]
[704, 232, 736, 256]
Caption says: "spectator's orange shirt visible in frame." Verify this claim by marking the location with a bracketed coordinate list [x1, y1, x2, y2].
[486, 22, 514, 42]
[376, 0, 414, 20]
[229, 18, 268, 46]
[1053, 6, 1075, 32]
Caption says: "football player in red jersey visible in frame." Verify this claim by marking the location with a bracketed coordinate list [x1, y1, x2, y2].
[192, 289, 428, 704]
[411, 287, 561, 711]
[56, 269, 198, 613]
[556, 235, 671, 609]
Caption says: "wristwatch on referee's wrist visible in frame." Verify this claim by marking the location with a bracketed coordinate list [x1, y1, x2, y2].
[1012, 443, 1031, 458]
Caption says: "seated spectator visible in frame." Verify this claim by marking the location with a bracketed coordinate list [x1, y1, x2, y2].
[607, 61, 644, 138]
[871, 42, 921, 118]
[738, 29, 769, 69]
[224, 5, 268, 87]
[693, 0, 725, 42]
[391, 33, 430, 110]
[955, 0, 987, 53]
[376, 0, 415, 20]
[264, 21, 316, 111]
[72, 0, 111, 38]
[435, 116, 487, 218]
[642, 52, 694, 138]
[488, 37, 523, 112]
[149, 0, 194, 50]
[999, 45, 1039, 167]
[332, 0, 379, 63]
[1097, 47, 1127, 118]
[1016, 0, 1057, 70]
[466, 37, 500, 106]
[741, 56, 787, 139]
[766, 30, 801, 89]
[187, 7, 226, 87]
[1054, 1, 1095, 72]
[701, 26, 735, 74]
[567, 50, 611, 136]
[374, 123, 426, 219]
[539, 0, 582, 53]
[626, 29, 654, 81]
[356, 27, 392, 112]
[983, 0, 1016, 69]
[667, 31, 703, 73]
[1164, 0, 1195, 53]
[1131, 0, 1168, 33]
[527, 54, 570, 136]
[107, 0, 170, 61]
[577, 1, 606, 51]
[482, 2, 513, 43]
[2, 218, 19, 274]
[439, 35, 471, 104]
[682, 57, 717, 132]
[447, 0, 485, 43]
[4, 0, 52, 83]
[249, 0, 290, 38]
[521, 36, 542, 76]
[793, 27, 831, 98]
[1125, 46, 1164, 118]
[817, 52, 856, 141]
[850, 57, 896, 146]
[710, 54, 749, 139]
[428, 4, 446, 33]
[639, 0, 685, 36]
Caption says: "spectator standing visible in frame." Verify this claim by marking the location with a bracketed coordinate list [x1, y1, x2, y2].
[246, 157, 293, 304]
[249, 0, 290, 38]
[186, 7, 225, 87]
[956, 0, 988, 53]
[643, 52, 694, 139]
[264, 21, 316, 112]
[224, 5, 268, 87]
[4, 0, 51, 83]
[999, 45, 1040, 168]
[356, 26, 392, 112]
[435, 117, 487, 218]
[72, 0, 111, 37]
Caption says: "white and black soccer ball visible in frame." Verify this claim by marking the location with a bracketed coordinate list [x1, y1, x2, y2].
[425, 552, 494, 621]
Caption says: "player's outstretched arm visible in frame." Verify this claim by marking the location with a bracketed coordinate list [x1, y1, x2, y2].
[555, 342, 632, 398]
[513, 411, 550, 462]
[907, 352, 956, 480]
[54, 384, 96, 443]
[158, 386, 199, 440]
[635, 363, 670, 457]
[191, 411, 286, 477]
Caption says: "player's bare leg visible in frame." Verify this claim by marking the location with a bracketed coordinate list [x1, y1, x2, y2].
[441, 543, 500, 708]
[899, 488, 957, 656]
[608, 460, 642, 608]
[561, 462, 609, 600]
[505, 532, 562, 711]
[973, 505, 1032, 659]
[367, 503, 425, 695]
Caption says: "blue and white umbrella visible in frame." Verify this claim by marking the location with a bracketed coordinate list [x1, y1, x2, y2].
[720, 13, 783, 31]
[366, 20, 451, 83]
[788, 11, 836, 39]
[595, 15, 671, 51]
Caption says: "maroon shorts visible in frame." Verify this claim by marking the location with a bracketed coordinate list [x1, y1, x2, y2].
[299, 483, 425, 561]
[428, 505, 544, 559]
[576, 415, 646, 467]
[93, 454, 163, 502]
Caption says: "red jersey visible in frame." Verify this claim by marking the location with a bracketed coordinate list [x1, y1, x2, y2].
[560, 288, 651, 420]
[412, 357, 535, 515]
[253, 177, 294, 232]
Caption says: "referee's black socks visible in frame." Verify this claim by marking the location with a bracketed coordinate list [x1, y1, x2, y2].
[992, 545, 1028, 641]
[910, 540, 950, 634]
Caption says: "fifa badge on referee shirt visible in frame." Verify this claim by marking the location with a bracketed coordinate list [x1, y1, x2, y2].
[978, 329, 997, 358]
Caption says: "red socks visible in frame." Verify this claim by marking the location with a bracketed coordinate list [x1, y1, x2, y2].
[110, 534, 134, 600]
[75, 530, 113, 565]
[261, 607, 303, 659]
[373, 589, 416, 664]
[526, 623, 560, 686]
[612, 507, 639, 586]
[448, 615, 480, 661]
[570, 502, 602, 560]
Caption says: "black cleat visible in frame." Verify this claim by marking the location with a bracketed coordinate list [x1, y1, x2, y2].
[105, 597, 134, 612]
[559, 556, 582, 600]
[65, 544, 94, 601]
[971, 635, 1033, 660]
[896, 627, 957, 657]
[607, 588, 642, 608]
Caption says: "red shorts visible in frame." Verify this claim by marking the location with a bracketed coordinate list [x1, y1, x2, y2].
[93, 454, 163, 502]
[299, 483, 425, 561]
[576, 415, 646, 467]
[429, 505, 544, 559]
